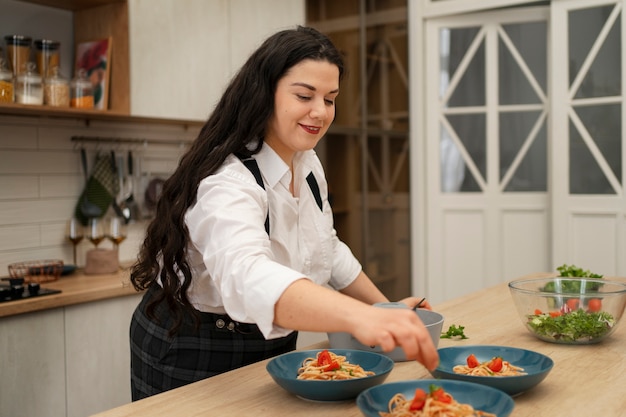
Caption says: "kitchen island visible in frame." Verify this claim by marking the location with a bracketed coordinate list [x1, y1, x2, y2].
[92, 272, 626, 417]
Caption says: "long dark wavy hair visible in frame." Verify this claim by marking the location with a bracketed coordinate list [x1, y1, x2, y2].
[130, 26, 345, 335]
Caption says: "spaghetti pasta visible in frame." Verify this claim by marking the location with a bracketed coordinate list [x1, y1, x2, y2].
[379, 386, 496, 417]
[296, 349, 375, 380]
[453, 355, 526, 377]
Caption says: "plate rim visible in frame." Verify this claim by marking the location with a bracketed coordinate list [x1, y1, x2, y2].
[434, 344, 554, 375]
[356, 378, 515, 417]
[430, 344, 554, 396]
[266, 348, 396, 375]
[266, 348, 395, 401]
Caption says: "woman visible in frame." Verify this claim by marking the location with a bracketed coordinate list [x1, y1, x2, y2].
[129, 25, 438, 400]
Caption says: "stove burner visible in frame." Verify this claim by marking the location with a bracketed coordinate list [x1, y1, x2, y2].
[0, 277, 61, 303]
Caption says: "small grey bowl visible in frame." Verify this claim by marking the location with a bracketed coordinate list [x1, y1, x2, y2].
[328, 302, 444, 362]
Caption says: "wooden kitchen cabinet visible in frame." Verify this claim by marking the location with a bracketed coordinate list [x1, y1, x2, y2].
[0, 293, 141, 417]
[126, 0, 305, 120]
[0, 308, 66, 417]
[65, 294, 141, 417]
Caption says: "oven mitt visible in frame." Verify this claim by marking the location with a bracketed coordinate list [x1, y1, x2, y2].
[74, 152, 120, 226]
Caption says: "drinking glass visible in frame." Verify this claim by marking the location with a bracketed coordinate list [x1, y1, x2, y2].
[106, 216, 127, 250]
[86, 218, 105, 248]
[65, 218, 84, 265]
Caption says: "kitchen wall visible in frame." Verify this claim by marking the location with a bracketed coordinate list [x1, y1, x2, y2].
[0, 114, 198, 273]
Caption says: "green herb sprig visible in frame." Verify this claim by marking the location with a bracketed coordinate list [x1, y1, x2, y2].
[440, 324, 468, 339]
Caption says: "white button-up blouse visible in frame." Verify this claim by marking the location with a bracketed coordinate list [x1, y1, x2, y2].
[183, 144, 362, 339]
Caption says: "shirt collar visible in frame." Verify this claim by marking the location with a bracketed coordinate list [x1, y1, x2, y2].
[255, 143, 290, 189]
[254, 144, 317, 189]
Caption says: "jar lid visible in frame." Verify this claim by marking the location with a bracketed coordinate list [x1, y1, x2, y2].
[0, 59, 11, 80]
[45, 67, 67, 84]
[4, 35, 32, 47]
[17, 62, 42, 83]
[71, 68, 91, 87]
[0, 57, 10, 73]
[34, 39, 60, 50]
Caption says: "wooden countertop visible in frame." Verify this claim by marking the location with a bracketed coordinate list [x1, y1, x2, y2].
[91, 272, 626, 417]
[0, 267, 141, 318]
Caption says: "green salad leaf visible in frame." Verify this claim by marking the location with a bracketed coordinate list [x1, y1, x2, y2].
[527, 309, 615, 342]
[556, 264, 603, 278]
[542, 264, 604, 294]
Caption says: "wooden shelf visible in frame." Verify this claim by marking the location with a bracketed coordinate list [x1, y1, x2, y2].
[17, 0, 123, 11]
[0, 101, 203, 128]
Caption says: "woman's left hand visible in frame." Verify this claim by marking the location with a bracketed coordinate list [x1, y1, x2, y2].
[399, 296, 432, 310]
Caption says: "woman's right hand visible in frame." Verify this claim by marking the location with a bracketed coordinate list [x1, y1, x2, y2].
[349, 305, 439, 370]
[274, 279, 439, 371]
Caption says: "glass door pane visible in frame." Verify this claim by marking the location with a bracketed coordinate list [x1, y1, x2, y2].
[439, 20, 547, 193]
[568, 4, 622, 194]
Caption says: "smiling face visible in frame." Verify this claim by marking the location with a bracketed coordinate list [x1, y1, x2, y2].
[264, 59, 340, 165]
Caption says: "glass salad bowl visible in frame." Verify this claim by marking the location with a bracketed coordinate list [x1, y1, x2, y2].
[508, 276, 626, 344]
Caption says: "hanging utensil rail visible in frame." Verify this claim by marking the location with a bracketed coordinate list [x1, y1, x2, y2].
[71, 135, 190, 148]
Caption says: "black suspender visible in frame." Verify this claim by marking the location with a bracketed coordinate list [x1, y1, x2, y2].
[241, 158, 271, 235]
[306, 172, 323, 212]
[239, 157, 323, 235]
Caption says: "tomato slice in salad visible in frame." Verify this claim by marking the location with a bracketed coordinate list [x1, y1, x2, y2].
[587, 298, 602, 312]
[566, 299, 579, 311]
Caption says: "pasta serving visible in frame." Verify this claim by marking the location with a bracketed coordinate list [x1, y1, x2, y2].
[379, 385, 496, 417]
[296, 349, 375, 380]
[453, 354, 526, 377]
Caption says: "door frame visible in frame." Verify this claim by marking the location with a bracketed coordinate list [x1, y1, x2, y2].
[410, 3, 551, 303]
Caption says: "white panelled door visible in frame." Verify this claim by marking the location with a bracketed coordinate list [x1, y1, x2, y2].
[424, 8, 550, 304]
[551, 0, 626, 276]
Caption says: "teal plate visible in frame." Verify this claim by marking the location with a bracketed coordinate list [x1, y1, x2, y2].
[357, 379, 515, 417]
[430, 345, 554, 396]
[266, 349, 394, 402]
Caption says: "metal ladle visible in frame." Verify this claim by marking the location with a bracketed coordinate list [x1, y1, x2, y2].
[80, 148, 102, 219]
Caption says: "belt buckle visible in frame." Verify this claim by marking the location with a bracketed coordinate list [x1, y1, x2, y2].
[215, 317, 252, 334]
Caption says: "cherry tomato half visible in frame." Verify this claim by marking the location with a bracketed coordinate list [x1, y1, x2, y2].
[488, 357, 503, 373]
[409, 388, 427, 411]
[587, 298, 602, 312]
[431, 387, 452, 404]
[317, 350, 332, 366]
[466, 354, 480, 368]
[566, 299, 579, 311]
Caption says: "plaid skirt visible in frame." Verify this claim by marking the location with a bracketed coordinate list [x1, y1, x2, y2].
[130, 285, 297, 400]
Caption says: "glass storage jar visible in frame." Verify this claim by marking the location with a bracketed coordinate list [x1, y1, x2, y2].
[34, 39, 61, 78]
[0, 58, 13, 102]
[4, 35, 32, 76]
[44, 66, 69, 107]
[15, 62, 43, 105]
[70, 68, 94, 109]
